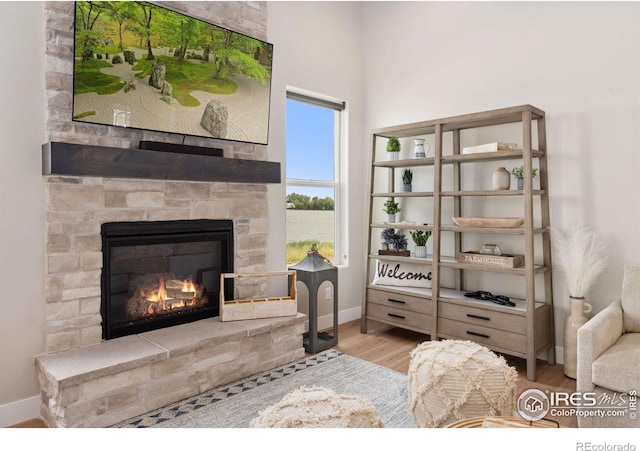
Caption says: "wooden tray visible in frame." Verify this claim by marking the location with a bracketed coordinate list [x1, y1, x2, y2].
[452, 217, 524, 228]
[457, 251, 524, 268]
[378, 250, 410, 257]
[220, 271, 297, 321]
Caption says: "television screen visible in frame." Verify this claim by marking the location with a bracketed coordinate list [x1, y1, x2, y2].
[72, 1, 273, 145]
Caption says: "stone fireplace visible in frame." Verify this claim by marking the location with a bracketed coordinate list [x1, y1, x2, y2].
[36, 2, 306, 428]
[44, 175, 271, 354]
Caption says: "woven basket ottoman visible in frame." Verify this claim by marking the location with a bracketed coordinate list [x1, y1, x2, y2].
[408, 340, 518, 428]
[249, 386, 384, 428]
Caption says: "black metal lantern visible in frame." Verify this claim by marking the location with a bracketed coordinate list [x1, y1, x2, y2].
[288, 244, 338, 353]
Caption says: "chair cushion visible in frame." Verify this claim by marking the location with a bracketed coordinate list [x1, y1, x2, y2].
[592, 333, 640, 393]
[621, 265, 640, 333]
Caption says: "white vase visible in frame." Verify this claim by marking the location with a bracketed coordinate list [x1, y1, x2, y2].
[389, 152, 399, 161]
[415, 245, 427, 258]
[563, 296, 593, 379]
[402, 184, 412, 192]
[413, 139, 429, 158]
[492, 167, 511, 190]
[387, 214, 396, 223]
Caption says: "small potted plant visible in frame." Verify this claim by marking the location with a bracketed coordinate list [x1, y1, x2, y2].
[388, 230, 407, 252]
[410, 229, 431, 258]
[380, 228, 396, 250]
[383, 199, 401, 223]
[386, 137, 401, 161]
[402, 169, 413, 192]
[511, 166, 538, 190]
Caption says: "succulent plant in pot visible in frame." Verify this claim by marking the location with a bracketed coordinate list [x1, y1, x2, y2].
[410, 229, 431, 258]
[402, 169, 413, 192]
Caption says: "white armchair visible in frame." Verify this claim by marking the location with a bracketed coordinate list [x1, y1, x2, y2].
[577, 264, 640, 427]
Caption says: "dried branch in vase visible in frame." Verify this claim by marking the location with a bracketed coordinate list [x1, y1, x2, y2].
[553, 226, 608, 299]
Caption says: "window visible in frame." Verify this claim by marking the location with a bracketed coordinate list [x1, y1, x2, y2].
[285, 90, 345, 266]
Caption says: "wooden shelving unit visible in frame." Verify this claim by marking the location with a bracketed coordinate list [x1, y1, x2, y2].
[360, 105, 555, 381]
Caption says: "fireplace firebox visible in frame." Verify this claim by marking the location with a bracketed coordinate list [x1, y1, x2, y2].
[101, 220, 234, 339]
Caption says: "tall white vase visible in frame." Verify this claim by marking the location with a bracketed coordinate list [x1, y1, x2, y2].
[563, 296, 592, 379]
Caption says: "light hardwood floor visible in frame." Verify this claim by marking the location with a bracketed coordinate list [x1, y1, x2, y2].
[9, 319, 578, 428]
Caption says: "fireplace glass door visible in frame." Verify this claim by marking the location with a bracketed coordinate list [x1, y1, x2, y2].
[101, 220, 233, 339]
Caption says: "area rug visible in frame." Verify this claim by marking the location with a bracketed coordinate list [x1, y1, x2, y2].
[111, 350, 414, 428]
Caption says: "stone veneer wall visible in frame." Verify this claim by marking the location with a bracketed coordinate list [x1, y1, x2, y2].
[43, 1, 272, 355]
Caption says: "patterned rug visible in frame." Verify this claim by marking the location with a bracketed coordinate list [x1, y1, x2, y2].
[111, 350, 414, 428]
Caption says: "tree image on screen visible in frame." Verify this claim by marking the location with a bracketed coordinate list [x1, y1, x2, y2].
[73, 1, 273, 144]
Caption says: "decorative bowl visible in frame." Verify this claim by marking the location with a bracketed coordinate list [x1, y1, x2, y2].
[451, 217, 525, 228]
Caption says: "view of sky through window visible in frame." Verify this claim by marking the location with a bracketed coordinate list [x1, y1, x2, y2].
[286, 99, 335, 183]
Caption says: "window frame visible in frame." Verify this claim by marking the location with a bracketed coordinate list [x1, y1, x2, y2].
[285, 88, 347, 266]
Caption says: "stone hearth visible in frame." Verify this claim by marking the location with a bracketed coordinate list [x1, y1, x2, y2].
[37, 314, 305, 427]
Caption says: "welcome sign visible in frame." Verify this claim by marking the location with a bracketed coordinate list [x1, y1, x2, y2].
[372, 261, 432, 288]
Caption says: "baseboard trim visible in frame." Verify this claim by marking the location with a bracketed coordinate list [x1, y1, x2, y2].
[0, 395, 40, 428]
[317, 306, 361, 331]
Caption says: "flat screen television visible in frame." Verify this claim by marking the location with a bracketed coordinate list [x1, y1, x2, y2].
[72, 1, 273, 145]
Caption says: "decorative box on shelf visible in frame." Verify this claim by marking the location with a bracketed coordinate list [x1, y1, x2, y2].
[462, 142, 518, 155]
[457, 251, 525, 268]
[219, 271, 298, 321]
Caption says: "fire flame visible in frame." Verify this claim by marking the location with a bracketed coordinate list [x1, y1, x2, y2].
[140, 277, 200, 317]
[147, 278, 168, 303]
[181, 277, 197, 293]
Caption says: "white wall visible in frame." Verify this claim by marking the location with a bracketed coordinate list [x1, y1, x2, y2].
[0, 1, 45, 424]
[362, 1, 640, 355]
[266, 2, 365, 324]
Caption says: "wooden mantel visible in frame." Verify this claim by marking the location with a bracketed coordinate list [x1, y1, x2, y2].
[42, 142, 281, 184]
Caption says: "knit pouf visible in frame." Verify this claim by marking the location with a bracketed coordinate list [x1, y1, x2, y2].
[249, 386, 384, 428]
[408, 340, 518, 428]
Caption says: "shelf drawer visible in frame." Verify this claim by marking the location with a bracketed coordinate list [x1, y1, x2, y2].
[367, 288, 431, 314]
[438, 318, 526, 354]
[367, 303, 431, 332]
[438, 302, 524, 334]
